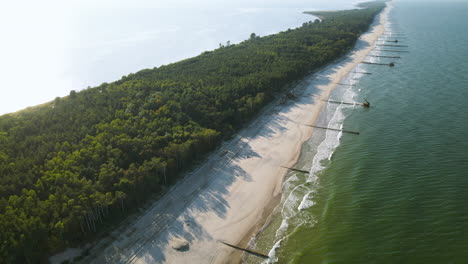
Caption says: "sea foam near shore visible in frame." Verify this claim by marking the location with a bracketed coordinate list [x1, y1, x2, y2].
[263, 75, 357, 264]
[253, 5, 391, 263]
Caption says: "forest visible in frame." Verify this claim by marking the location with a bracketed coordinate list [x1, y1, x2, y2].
[0, 2, 385, 263]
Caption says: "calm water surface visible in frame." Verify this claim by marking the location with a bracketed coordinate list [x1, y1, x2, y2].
[249, 1, 468, 263]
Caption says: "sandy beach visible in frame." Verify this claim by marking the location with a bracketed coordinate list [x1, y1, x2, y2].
[76, 4, 390, 264]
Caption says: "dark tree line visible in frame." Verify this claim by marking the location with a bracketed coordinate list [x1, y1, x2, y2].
[0, 2, 385, 263]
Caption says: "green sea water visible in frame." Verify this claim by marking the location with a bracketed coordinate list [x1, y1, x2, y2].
[248, 1, 468, 263]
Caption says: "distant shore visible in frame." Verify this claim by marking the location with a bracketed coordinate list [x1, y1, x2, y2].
[73, 4, 390, 264]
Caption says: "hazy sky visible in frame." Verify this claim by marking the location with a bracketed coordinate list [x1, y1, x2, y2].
[0, 0, 345, 115]
[2, 0, 453, 115]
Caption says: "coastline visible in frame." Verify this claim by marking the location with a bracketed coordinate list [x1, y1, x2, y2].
[77, 4, 390, 264]
[244, 3, 392, 263]
[234, 2, 392, 263]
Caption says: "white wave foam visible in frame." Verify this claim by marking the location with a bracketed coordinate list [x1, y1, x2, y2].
[275, 219, 289, 238]
[266, 221, 308, 264]
[267, 61, 366, 261]
[298, 192, 316, 211]
[281, 184, 307, 217]
[264, 239, 282, 264]
[286, 174, 300, 182]
[307, 106, 344, 182]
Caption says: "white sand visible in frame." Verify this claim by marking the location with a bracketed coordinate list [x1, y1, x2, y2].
[80, 4, 390, 264]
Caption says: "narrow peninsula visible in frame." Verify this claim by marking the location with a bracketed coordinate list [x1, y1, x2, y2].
[0, 1, 387, 263]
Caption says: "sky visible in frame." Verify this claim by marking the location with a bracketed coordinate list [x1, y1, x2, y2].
[0, 0, 332, 115]
[1, 0, 456, 115]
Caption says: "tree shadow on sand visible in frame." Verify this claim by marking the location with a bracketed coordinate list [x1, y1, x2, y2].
[90, 30, 375, 264]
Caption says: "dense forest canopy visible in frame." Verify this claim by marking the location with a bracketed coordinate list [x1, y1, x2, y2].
[0, 1, 385, 263]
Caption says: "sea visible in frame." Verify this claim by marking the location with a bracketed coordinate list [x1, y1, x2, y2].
[0, 0, 355, 115]
[247, 0, 468, 263]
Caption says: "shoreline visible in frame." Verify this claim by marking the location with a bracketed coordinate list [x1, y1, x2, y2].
[74, 4, 390, 264]
[247, 2, 392, 263]
[238, 2, 392, 263]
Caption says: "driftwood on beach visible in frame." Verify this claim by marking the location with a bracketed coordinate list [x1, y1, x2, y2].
[218, 241, 269, 259]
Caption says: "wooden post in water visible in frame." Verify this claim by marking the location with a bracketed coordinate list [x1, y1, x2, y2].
[363, 98, 370, 108]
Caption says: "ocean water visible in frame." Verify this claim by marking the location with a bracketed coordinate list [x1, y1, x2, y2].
[0, 0, 356, 115]
[248, 1, 468, 263]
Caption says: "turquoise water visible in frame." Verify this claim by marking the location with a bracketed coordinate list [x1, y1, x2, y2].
[250, 1, 468, 263]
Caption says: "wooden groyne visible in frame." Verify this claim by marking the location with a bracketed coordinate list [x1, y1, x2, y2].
[380, 37, 406, 41]
[352, 71, 372, 75]
[374, 49, 409, 53]
[381, 33, 405, 37]
[362, 98, 370, 107]
[361, 61, 395, 67]
[379, 36, 404, 40]
[335, 83, 356, 86]
[304, 125, 360, 135]
[219, 241, 269, 259]
[368, 55, 401, 59]
[280, 166, 310, 174]
[377, 44, 409, 48]
[321, 99, 370, 107]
